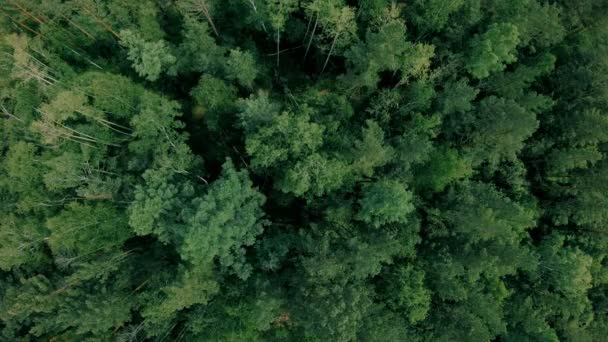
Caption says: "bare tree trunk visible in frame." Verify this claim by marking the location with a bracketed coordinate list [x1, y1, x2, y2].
[321, 33, 338, 74]
[11, 18, 45, 38]
[246, 0, 266, 31]
[303, 14, 318, 61]
[80, 5, 121, 39]
[75, 110, 133, 137]
[276, 29, 280, 67]
[304, 13, 312, 41]
[199, 1, 219, 37]
[9, 1, 44, 25]
[1, 105, 24, 122]
[60, 14, 96, 41]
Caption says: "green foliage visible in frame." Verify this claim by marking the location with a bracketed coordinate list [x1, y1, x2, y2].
[181, 159, 266, 279]
[191, 75, 238, 132]
[408, 0, 465, 33]
[276, 153, 350, 197]
[175, 17, 225, 73]
[414, 147, 472, 193]
[185, 282, 284, 340]
[393, 112, 440, 170]
[237, 91, 281, 134]
[129, 91, 193, 171]
[485, 53, 556, 99]
[469, 96, 539, 164]
[383, 264, 431, 323]
[46, 202, 131, 257]
[242, 103, 358, 197]
[120, 29, 176, 81]
[1, 1, 607, 340]
[315, 2, 358, 72]
[558, 108, 608, 147]
[1, 141, 47, 211]
[344, 12, 434, 91]
[441, 182, 536, 244]
[226, 49, 258, 88]
[351, 120, 394, 177]
[545, 146, 602, 175]
[436, 78, 479, 115]
[356, 179, 414, 228]
[129, 168, 195, 243]
[266, 0, 298, 32]
[246, 109, 324, 169]
[0, 215, 48, 271]
[467, 23, 520, 79]
[486, 0, 566, 49]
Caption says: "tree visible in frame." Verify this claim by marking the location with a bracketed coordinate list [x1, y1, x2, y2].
[436, 78, 479, 116]
[1, 0, 608, 340]
[181, 159, 266, 280]
[276, 153, 350, 197]
[295, 281, 374, 341]
[351, 120, 394, 177]
[0, 215, 48, 271]
[1, 141, 48, 212]
[42, 151, 86, 191]
[318, 4, 357, 73]
[237, 91, 281, 134]
[393, 112, 440, 172]
[174, 17, 225, 74]
[355, 179, 414, 228]
[344, 10, 434, 91]
[550, 160, 608, 229]
[225, 49, 258, 88]
[466, 23, 520, 79]
[190, 75, 238, 132]
[141, 266, 220, 336]
[545, 146, 603, 176]
[556, 108, 608, 147]
[381, 264, 431, 323]
[0, 275, 133, 339]
[408, 0, 465, 33]
[302, 0, 326, 60]
[290, 223, 413, 341]
[129, 91, 195, 173]
[419, 182, 538, 341]
[129, 167, 195, 244]
[245, 109, 324, 170]
[177, 0, 220, 37]
[46, 202, 131, 258]
[413, 147, 472, 193]
[119, 29, 176, 81]
[485, 0, 566, 49]
[265, 0, 298, 67]
[503, 233, 594, 341]
[485, 53, 556, 100]
[468, 96, 538, 165]
[184, 277, 284, 340]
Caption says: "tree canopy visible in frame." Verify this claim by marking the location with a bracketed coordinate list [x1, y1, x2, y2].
[0, 0, 607, 340]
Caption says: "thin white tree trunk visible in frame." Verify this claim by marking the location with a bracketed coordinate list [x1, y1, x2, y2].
[303, 14, 318, 61]
[321, 33, 339, 74]
[200, 2, 219, 37]
[276, 30, 280, 67]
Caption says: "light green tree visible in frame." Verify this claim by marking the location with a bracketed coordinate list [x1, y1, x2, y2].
[356, 179, 415, 228]
[119, 30, 176, 81]
[467, 23, 520, 79]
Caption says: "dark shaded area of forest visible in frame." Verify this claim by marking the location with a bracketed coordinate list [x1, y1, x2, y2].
[1, 0, 608, 341]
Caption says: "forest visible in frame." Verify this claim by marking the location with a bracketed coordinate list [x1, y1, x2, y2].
[0, 0, 607, 340]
